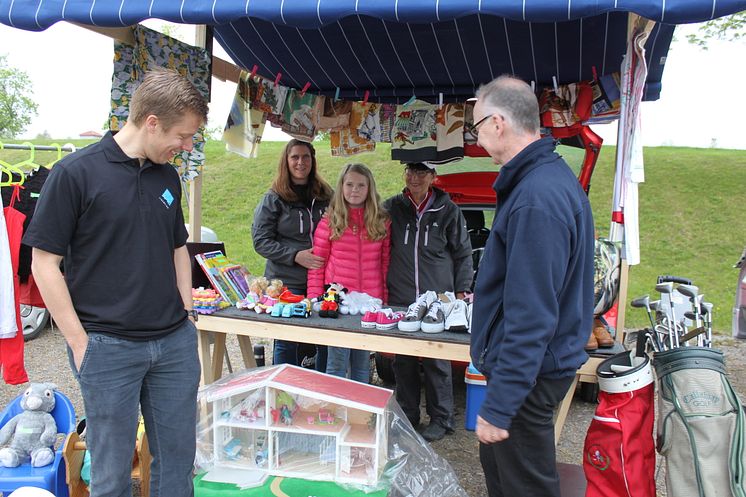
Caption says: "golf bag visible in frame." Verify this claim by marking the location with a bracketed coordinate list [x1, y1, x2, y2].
[655, 347, 746, 497]
[584, 351, 656, 497]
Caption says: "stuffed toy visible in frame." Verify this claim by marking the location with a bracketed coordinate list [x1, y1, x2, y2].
[255, 279, 283, 314]
[237, 276, 268, 310]
[339, 291, 382, 315]
[0, 383, 58, 468]
[319, 283, 348, 318]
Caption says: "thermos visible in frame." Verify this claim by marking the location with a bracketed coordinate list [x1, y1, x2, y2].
[254, 344, 265, 367]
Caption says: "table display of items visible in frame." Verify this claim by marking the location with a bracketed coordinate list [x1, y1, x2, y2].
[193, 288, 230, 315]
[195, 364, 468, 497]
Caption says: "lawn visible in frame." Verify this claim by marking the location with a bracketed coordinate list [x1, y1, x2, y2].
[3, 138, 744, 334]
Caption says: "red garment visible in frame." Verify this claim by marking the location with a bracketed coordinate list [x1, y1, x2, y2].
[2, 186, 29, 385]
[583, 383, 655, 497]
[307, 207, 390, 302]
[18, 273, 45, 307]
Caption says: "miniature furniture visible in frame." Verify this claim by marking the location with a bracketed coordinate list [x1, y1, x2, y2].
[202, 365, 392, 487]
[0, 391, 76, 497]
[62, 426, 151, 497]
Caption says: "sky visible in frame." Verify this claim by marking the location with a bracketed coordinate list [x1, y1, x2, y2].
[0, 20, 744, 149]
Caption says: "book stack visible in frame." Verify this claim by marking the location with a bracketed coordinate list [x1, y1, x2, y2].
[194, 250, 250, 305]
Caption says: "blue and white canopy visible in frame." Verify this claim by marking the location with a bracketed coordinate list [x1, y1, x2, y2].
[1, 0, 744, 102]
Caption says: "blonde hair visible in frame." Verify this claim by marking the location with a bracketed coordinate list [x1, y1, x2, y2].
[328, 163, 388, 241]
[128, 69, 209, 129]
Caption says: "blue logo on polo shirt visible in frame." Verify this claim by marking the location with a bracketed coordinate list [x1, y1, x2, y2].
[160, 188, 175, 208]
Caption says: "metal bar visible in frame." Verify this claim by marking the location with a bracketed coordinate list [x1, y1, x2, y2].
[0, 144, 76, 152]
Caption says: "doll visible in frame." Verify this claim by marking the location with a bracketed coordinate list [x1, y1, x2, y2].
[237, 276, 268, 311]
[255, 278, 283, 314]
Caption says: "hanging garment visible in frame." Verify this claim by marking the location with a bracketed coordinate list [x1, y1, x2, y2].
[249, 76, 288, 115]
[538, 82, 593, 138]
[2, 186, 29, 385]
[391, 100, 438, 162]
[584, 352, 655, 497]
[357, 103, 382, 141]
[0, 195, 16, 337]
[378, 104, 397, 143]
[281, 89, 323, 141]
[1, 167, 50, 283]
[223, 71, 267, 158]
[329, 102, 376, 157]
[109, 25, 211, 181]
[431, 103, 465, 164]
[587, 73, 622, 125]
[316, 97, 352, 131]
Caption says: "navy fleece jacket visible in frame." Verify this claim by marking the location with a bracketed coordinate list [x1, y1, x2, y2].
[470, 137, 594, 430]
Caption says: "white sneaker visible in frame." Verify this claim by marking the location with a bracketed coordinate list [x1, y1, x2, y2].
[444, 299, 469, 332]
[421, 300, 445, 333]
[467, 302, 473, 332]
[398, 291, 438, 332]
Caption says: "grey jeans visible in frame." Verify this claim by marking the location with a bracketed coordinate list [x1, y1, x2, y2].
[68, 320, 200, 497]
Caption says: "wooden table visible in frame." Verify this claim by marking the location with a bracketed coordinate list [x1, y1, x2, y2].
[196, 307, 624, 444]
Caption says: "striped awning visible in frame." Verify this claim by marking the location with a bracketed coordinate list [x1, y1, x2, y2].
[2, 0, 744, 102]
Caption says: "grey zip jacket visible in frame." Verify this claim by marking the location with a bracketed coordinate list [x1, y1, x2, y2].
[384, 187, 473, 306]
[252, 190, 329, 290]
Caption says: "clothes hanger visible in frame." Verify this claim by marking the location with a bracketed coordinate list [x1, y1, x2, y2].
[45, 142, 62, 169]
[0, 141, 25, 187]
[10, 142, 41, 183]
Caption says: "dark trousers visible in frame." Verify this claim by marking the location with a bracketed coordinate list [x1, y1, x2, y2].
[393, 355, 454, 429]
[479, 375, 575, 497]
[272, 286, 326, 372]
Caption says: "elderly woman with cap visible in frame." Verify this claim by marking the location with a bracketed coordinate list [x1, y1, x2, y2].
[383, 162, 473, 441]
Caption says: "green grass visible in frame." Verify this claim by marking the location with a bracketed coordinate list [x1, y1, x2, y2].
[4, 138, 744, 334]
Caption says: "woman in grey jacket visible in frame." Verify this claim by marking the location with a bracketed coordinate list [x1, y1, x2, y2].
[252, 139, 333, 369]
[384, 162, 473, 442]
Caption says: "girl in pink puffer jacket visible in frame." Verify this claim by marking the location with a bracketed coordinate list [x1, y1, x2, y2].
[308, 163, 390, 383]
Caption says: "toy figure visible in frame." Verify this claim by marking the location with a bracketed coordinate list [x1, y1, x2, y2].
[319, 283, 347, 318]
[280, 404, 293, 425]
[238, 276, 269, 310]
[255, 278, 283, 314]
[0, 383, 58, 468]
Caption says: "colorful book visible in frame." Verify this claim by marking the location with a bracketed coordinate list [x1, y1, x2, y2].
[194, 251, 248, 305]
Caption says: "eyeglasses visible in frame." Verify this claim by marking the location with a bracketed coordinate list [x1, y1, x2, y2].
[405, 169, 432, 178]
[465, 113, 494, 137]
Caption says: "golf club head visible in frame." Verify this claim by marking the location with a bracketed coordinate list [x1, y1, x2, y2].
[684, 311, 697, 321]
[677, 284, 699, 299]
[650, 300, 661, 311]
[655, 282, 674, 294]
[702, 301, 713, 316]
[631, 295, 651, 308]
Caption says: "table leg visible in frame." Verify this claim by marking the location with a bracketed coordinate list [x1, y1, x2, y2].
[211, 332, 227, 381]
[197, 329, 213, 385]
[236, 335, 257, 369]
[554, 375, 580, 446]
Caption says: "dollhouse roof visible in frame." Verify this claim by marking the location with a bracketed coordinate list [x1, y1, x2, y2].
[203, 364, 393, 412]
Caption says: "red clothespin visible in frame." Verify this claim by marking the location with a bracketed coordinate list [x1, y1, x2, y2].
[592, 66, 598, 82]
[300, 82, 311, 97]
[274, 72, 282, 87]
[362, 90, 369, 106]
[249, 65, 258, 81]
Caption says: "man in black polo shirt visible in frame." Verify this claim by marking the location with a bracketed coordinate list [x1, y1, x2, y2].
[25, 69, 208, 497]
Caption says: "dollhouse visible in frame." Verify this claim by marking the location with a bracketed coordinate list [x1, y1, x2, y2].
[201, 365, 393, 487]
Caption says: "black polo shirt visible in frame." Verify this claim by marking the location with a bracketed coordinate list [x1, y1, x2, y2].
[23, 132, 189, 339]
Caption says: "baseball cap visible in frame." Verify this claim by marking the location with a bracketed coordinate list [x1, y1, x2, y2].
[405, 162, 436, 171]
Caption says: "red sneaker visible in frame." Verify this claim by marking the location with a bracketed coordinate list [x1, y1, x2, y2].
[376, 309, 405, 330]
[361, 311, 380, 328]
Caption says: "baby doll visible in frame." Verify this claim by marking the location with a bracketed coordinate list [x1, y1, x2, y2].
[237, 276, 268, 310]
[255, 279, 284, 314]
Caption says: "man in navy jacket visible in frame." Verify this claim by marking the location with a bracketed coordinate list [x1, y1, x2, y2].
[469, 76, 595, 497]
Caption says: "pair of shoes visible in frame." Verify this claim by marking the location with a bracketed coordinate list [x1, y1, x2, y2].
[421, 300, 446, 333]
[398, 291, 438, 332]
[361, 309, 405, 330]
[421, 422, 449, 442]
[593, 318, 615, 348]
[444, 299, 470, 332]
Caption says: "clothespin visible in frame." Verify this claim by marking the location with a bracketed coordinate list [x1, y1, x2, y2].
[274, 72, 282, 87]
[362, 90, 369, 106]
[300, 82, 311, 97]
[552, 76, 559, 93]
[334, 87, 340, 102]
[591, 66, 599, 82]
[403, 95, 417, 107]
[249, 65, 258, 81]
[530, 81, 535, 92]
[438, 92, 443, 110]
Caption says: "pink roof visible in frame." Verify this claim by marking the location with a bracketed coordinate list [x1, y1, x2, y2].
[79, 130, 102, 137]
[272, 366, 392, 410]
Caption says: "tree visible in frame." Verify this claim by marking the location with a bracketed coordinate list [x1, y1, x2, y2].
[0, 54, 38, 138]
[687, 12, 746, 48]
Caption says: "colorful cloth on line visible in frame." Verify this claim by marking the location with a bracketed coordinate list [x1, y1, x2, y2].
[249, 77, 288, 115]
[391, 100, 437, 162]
[330, 102, 376, 156]
[431, 103, 465, 164]
[223, 71, 266, 159]
[586, 73, 622, 125]
[357, 103, 382, 141]
[109, 25, 211, 181]
[316, 97, 352, 131]
[279, 89, 323, 142]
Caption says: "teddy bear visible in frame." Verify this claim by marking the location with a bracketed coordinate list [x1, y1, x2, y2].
[255, 278, 284, 314]
[318, 283, 348, 318]
[237, 276, 268, 311]
[0, 383, 58, 468]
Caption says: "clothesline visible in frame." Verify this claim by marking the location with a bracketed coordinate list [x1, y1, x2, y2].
[0, 143, 76, 153]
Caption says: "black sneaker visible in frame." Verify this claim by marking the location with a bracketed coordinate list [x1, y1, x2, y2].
[421, 422, 448, 442]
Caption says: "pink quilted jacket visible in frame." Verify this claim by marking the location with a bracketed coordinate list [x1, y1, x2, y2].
[307, 207, 390, 302]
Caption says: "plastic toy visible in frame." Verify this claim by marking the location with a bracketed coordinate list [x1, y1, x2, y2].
[238, 276, 269, 311]
[193, 287, 224, 314]
[0, 383, 58, 468]
[290, 299, 312, 318]
[319, 283, 347, 318]
[255, 279, 283, 314]
[279, 289, 305, 304]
